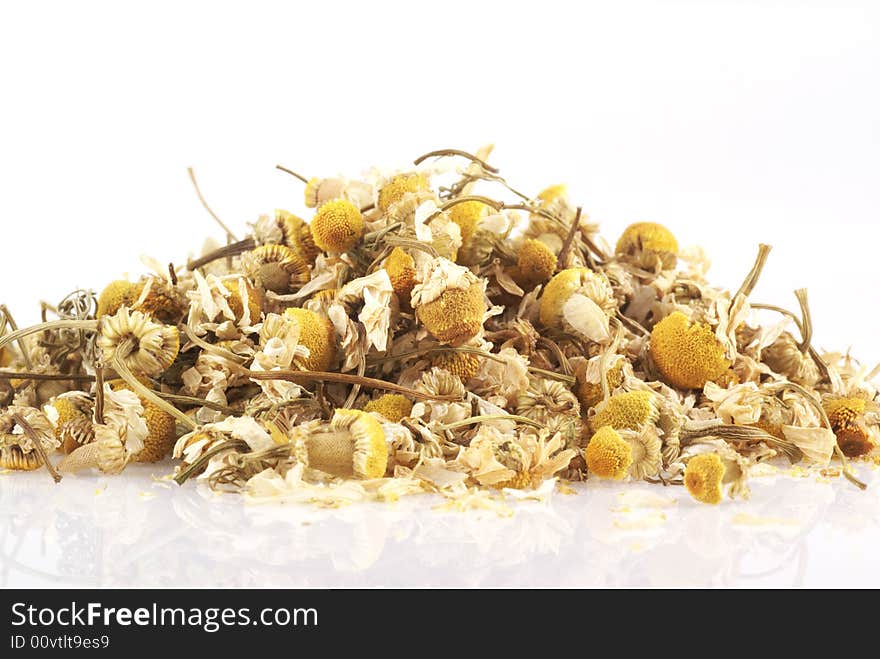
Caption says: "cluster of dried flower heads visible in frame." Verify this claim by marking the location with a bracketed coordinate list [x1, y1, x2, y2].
[1, 146, 877, 508]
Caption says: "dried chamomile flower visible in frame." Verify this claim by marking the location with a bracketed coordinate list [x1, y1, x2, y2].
[283, 307, 337, 372]
[131, 277, 188, 324]
[584, 426, 632, 480]
[823, 396, 876, 457]
[97, 308, 180, 377]
[590, 390, 659, 433]
[110, 381, 176, 463]
[621, 427, 662, 480]
[96, 280, 141, 318]
[45, 392, 94, 454]
[383, 247, 417, 303]
[516, 378, 585, 450]
[310, 199, 365, 253]
[243, 244, 310, 293]
[431, 349, 482, 382]
[364, 394, 412, 423]
[221, 277, 263, 325]
[377, 173, 431, 215]
[0, 406, 59, 471]
[761, 331, 819, 386]
[276, 210, 321, 264]
[411, 258, 487, 347]
[684, 453, 725, 505]
[649, 311, 730, 389]
[294, 408, 388, 479]
[539, 268, 616, 343]
[615, 222, 679, 270]
[575, 356, 626, 410]
[514, 238, 557, 288]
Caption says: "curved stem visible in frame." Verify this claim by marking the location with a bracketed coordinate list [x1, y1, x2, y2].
[435, 414, 544, 431]
[734, 243, 772, 301]
[182, 324, 248, 364]
[275, 164, 310, 184]
[413, 149, 500, 174]
[187, 167, 239, 242]
[0, 305, 33, 370]
[0, 319, 98, 353]
[0, 370, 95, 382]
[154, 392, 237, 415]
[112, 348, 198, 431]
[794, 288, 813, 354]
[557, 206, 583, 270]
[173, 439, 249, 485]
[12, 413, 61, 483]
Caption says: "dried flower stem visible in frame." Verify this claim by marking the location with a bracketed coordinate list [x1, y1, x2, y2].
[182, 324, 248, 364]
[734, 243, 772, 301]
[94, 364, 105, 424]
[413, 149, 500, 174]
[239, 368, 463, 402]
[155, 392, 237, 415]
[111, 340, 198, 430]
[0, 370, 94, 382]
[0, 319, 98, 354]
[11, 412, 61, 483]
[557, 206, 583, 270]
[275, 164, 310, 184]
[794, 288, 813, 354]
[435, 414, 545, 432]
[186, 238, 256, 271]
[187, 167, 239, 242]
[751, 300, 831, 383]
[173, 438, 249, 485]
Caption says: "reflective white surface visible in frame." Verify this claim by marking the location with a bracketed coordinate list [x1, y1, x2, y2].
[1, 463, 878, 588]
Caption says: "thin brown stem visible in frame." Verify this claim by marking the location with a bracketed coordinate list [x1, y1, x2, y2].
[413, 149, 500, 173]
[187, 167, 239, 242]
[12, 413, 62, 483]
[186, 238, 255, 271]
[154, 392, 237, 415]
[794, 288, 813, 354]
[0, 370, 95, 382]
[238, 367, 463, 402]
[94, 365, 105, 424]
[435, 414, 544, 431]
[275, 164, 310, 184]
[168, 263, 179, 286]
[0, 319, 98, 354]
[557, 206, 582, 270]
[173, 439, 249, 486]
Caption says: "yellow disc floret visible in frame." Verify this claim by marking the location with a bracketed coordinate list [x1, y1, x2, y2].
[283, 307, 337, 372]
[96, 280, 141, 318]
[584, 426, 633, 480]
[377, 173, 430, 214]
[431, 350, 482, 381]
[538, 267, 614, 329]
[649, 312, 730, 389]
[448, 200, 488, 245]
[221, 278, 263, 324]
[590, 391, 658, 432]
[383, 247, 417, 303]
[364, 394, 413, 423]
[684, 453, 725, 505]
[110, 380, 177, 463]
[615, 222, 679, 270]
[824, 397, 875, 457]
[515, 239, 557, 286]
[416, 282, 486, 347]
[309, 199, 364, 253]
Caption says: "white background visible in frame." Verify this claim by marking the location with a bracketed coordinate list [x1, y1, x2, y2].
[1, 1, 879, 587]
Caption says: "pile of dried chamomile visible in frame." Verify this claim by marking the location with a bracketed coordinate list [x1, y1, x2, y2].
[0, 147, 877, 508]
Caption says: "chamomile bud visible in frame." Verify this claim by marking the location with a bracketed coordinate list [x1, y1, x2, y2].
[377, 173, 431, 214]
[276, 209, 321, 264]
[823, 396, 876, 457]
[590, 391, 659, 433]
[431, 350, 482, 382]
[411, 258, 487, 347]
[684, 453, 725, 505]
[297, 408, 388, 479]
[283, 307, 337, 372]
[383, 247, 417, 303]
[584, 426, 632, 480]
[244, 244, 311, 293]
[539, 268, 616, 343]
[96, 280, 141, 318]
[649, 311, 730, 389]
[615, 222, 679, 270]
[364, 394, 413, 423]
[309, 199, 365, 253]
[515, 239, 557, 287]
